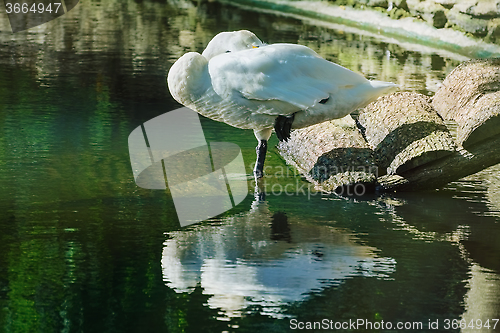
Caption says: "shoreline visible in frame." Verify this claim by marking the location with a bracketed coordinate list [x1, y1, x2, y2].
[216, 0, 500, 59]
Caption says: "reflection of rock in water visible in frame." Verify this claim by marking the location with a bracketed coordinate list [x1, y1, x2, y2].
[461, 263, 500, 327]
[161, 199, 396, 319]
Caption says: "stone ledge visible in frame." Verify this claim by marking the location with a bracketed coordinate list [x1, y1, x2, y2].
[216, 0, 500, 58]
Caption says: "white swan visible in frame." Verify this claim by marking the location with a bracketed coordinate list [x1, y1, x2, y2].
[167, 30, 397, 178]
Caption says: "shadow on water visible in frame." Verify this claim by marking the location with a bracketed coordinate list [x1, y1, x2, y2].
[0, 0, 499, 331]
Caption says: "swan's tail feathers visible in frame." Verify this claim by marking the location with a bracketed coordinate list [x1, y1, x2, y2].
[369, 80, 400, 96]
[353, 80, 399, 107]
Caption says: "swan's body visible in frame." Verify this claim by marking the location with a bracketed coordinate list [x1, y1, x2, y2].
[167, 30, 397, 178]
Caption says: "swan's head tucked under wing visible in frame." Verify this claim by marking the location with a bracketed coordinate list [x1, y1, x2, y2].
[201, 30, 265, 60]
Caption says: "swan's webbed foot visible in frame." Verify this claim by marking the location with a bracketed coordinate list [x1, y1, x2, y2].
[253, 139, 267, 179]
[274, 114, 295, 142]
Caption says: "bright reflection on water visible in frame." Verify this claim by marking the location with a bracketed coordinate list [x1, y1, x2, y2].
[0, 0, 500, 332]
[162, 198, 396, 319]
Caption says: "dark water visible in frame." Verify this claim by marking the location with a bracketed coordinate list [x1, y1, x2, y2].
[1, 1, 500, 332]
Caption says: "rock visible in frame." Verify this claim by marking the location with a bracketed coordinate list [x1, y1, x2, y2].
[446, 6, 489, 35]
[453, 0, 479, 15]
[365, 0, 390, 8]
[357, 92, 456, 175]
[434, 0, 459, 10]
[455, 0, 500, 18]
[393, 0, 410, 9]
[406, 0, 449, 28]
[486, 18, 500, 42]
[278, 60, 500, 194]
[432, 58, 500, 149]
[377, 134, 500, 192]
[278, 116, 378, 194]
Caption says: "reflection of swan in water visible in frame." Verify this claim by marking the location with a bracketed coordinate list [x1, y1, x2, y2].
[162, 199, 396, 318]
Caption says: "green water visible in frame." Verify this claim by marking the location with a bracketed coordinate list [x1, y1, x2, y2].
[1, 0, 500, 332]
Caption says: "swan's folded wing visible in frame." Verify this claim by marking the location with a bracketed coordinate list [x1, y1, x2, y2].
[208, 44, 368, 114]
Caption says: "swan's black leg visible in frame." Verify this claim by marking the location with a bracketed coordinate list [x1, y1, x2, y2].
[255, 180, 266, 201]
[253, 139, 267, 179]
[274, 114, 295, 142]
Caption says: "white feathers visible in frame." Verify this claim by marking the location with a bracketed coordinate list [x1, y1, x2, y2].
[167, 30, 398, 132]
